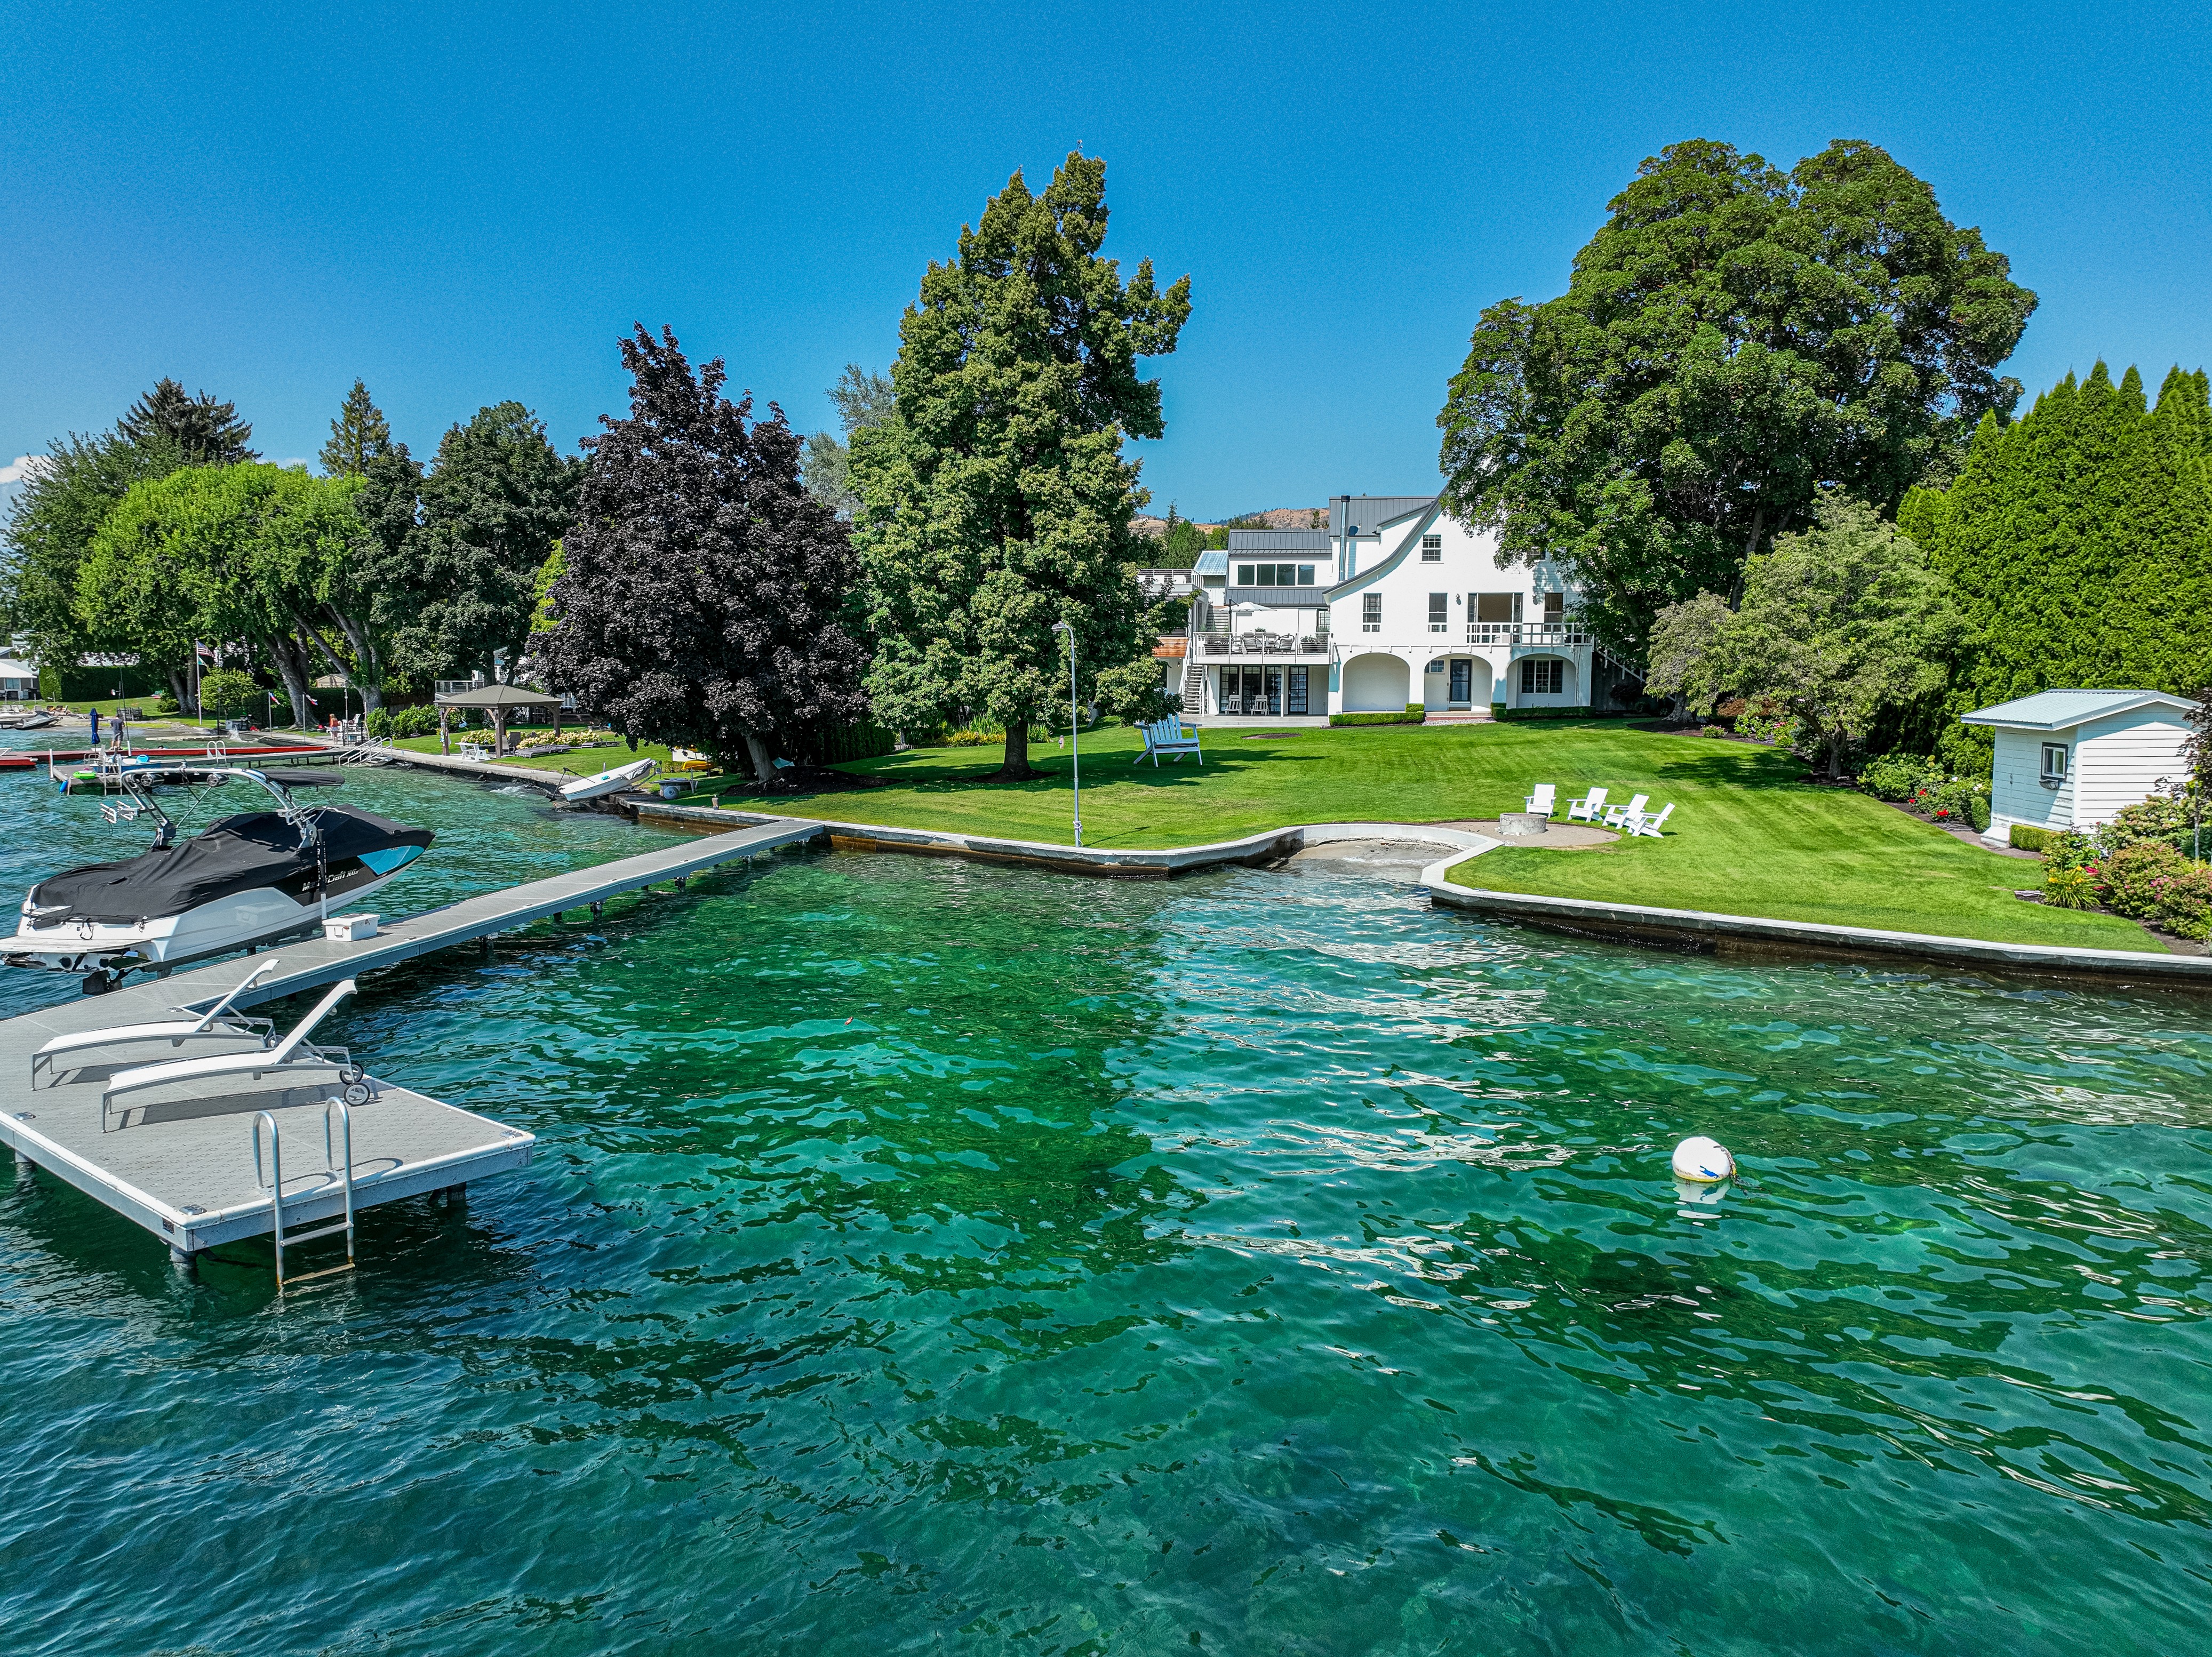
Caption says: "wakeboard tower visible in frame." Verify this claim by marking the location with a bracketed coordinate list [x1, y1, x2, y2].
[7, 761, 433, 994]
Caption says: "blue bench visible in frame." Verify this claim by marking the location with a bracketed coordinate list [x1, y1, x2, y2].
[1137, 717, 1203, 766]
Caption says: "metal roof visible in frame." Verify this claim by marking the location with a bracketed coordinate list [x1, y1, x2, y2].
[435, 683, 565, 707]
[1329, 494, 1437, 537]
[1192, 550, 1228, 577]
[1225, 529, 1333, 551]
[1958, 688, 2198, 730]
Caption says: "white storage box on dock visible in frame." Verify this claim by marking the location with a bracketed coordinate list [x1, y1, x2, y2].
[324, 913, 379, 942]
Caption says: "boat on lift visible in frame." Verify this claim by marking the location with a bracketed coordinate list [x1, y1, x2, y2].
[559, 756, 658, 803]
[0, 710, 59, 730]
[6, 764, 434, 994]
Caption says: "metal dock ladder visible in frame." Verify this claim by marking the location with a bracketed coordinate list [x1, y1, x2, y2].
[252, 1100, 359, 1289]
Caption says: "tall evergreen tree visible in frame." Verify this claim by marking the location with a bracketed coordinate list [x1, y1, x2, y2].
[319, 379, 395, 477]
[117, 378, 257, 465]
[851, 151, 1191, 779]
[1902, 360, 2212, 765]
[545, 326, 868, 782]
[1436, 139, 2035, 657]
[393, 402, 581, 683]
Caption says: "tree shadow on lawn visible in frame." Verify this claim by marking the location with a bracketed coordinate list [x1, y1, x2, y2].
[835, 746, 1284, 794]
[1648, 747, 1817, 789]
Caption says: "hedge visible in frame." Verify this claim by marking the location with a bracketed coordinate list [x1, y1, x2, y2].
[1491, 706, 1638, 722]
[1330, 706, 1425, 727]
[2010, 823, 2059, 853]
[814, 719, 899, 765]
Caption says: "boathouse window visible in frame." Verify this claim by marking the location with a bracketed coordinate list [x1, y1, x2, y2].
[1521, 658, 1563, 695]
[2041, 743, 2069, 783]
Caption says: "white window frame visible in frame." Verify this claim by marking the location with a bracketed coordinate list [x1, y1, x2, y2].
[1428, 593, 1448, 633]
[2041, 742, 2069, 783]
[1420, 534, 1442, 562]
[1362, 594, 1381, 634]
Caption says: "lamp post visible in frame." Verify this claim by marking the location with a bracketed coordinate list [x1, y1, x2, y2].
[1052, 620, 1082, 847]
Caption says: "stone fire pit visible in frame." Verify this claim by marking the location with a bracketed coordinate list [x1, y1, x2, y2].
[1498, 811, 1552, 837]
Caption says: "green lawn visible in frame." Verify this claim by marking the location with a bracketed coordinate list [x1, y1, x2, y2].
[660, 718, 2152, 951]
[389, 731, 677, 777]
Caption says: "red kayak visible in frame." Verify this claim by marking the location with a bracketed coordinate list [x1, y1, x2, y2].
[0, 743, 325, 772]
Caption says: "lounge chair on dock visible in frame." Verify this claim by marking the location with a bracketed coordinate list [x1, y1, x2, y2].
[101, 978, 367, 1123]
[31, 959, 283, 1087]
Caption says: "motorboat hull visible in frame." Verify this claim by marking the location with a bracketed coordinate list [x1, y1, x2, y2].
[5, 864, 419, 976]
[560, 757, 658, 803]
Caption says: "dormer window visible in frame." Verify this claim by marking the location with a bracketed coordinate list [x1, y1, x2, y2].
[1421, 534, 1442, 562]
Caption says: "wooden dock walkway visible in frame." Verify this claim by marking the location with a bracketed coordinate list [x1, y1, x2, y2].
[0, 817, 822, 1268]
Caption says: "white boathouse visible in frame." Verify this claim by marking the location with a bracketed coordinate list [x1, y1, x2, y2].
[1960, 689, 2197, 843]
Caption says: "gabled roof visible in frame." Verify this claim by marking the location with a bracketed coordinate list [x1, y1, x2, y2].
[0, 659, 38, 678]
[1959, 689, 2197, 730]
[1330, 495, 1436, 537]
[1192, 550, 1228, 577]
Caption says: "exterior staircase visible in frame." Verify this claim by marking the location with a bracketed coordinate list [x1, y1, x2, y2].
[1180, 654, 1205, 716]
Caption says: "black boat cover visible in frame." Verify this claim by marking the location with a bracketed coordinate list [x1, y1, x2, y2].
[26, 808, 433, 926]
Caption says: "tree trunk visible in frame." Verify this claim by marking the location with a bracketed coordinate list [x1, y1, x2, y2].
[165, 666, 189, 716]
[743, 730, 776, 786]
[999, 716, 1033, 781]
[493, 709, 509, 755]
[265, 634, 315, 729]
[439, 707, 451, 755]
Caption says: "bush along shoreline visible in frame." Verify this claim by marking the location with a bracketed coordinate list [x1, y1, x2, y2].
[2017, 790, 2211, 942]
[1856, 751, 1992, 832]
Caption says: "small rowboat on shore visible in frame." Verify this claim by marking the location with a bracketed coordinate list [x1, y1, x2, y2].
[559, 757, 658, 803]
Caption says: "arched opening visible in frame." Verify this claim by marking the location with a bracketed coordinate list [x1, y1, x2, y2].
[1341, 653, 1411, 714]
[1513, 654, 1578, 707]
[1424, 654, 1494, 710]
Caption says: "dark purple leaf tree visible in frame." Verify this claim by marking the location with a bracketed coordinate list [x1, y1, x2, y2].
[544, 326, 869, 783]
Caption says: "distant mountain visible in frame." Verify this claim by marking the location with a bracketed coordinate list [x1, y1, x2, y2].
[1132, 506, 1326, 538]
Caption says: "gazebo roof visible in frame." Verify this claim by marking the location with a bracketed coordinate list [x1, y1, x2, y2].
[434, 684, 565, 708]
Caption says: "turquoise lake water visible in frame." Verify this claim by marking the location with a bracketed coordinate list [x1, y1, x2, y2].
[2, 754, 2209, 1654]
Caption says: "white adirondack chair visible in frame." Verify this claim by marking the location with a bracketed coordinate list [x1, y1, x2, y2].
[1566, 786, 1608, 822]
[1602, 793, 1651, 828]
[102, 978, 367, 1120]
[1627, 802, 1675, 838]
[1524, 783, 1557, 817]
[32, 959, 282, 1087]
[1137, 718, 1203, 766]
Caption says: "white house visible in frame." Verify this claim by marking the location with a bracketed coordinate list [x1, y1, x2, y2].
[0, 658, 39, 701]
[1961, 689, 2196, 843]
[1173, 494, 1639, 720]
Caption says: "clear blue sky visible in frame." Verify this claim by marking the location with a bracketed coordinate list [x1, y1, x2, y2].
[3, 0, 2206, 519]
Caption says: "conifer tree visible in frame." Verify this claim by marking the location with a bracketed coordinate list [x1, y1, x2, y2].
[117, 378, 257, 465]
[1902, 360, 2212, 764]
[850, 152, 1191, 780]
[319, 379, 395, 477]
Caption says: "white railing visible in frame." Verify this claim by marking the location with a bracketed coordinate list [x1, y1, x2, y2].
[1465, 620, 1592, 646]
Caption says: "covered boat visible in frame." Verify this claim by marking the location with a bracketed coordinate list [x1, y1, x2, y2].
[7, 766, 434, 992]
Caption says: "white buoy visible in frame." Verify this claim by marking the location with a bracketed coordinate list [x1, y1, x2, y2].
[1671, 1135, 1734, 1183]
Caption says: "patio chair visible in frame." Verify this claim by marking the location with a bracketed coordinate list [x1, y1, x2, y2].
[1524, 783, 1557, 817]
[1626, 802, 1675, 838]
[1221, 695, 1243, 715]
[32, 958, 282, 1087]
[1566, 786, 1608, 822]
[101, 978, 367, 1121]
[1137, 718, 1203, 766]
[1602, 793, 1651, 828]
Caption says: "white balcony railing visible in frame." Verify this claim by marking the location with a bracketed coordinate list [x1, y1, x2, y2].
[1465, 620, 1592, 646]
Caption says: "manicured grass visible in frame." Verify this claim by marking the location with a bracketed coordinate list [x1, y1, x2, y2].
[389, 732, 674, 776]
[712, 719, 2157, 951]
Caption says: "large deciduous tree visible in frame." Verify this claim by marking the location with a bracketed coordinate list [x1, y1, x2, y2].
[544, 326, 868, 783]
[1645, 493, 1960, 779]
[117, 378, 258, 465]
[76, 464, 366, 725]
[394, 402, 581, 684]
[851, 151, 1191, 780]
[1437, 139, 2036, 657]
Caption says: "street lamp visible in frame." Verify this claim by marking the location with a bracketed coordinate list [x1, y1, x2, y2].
[1051, 620, 1082, 847]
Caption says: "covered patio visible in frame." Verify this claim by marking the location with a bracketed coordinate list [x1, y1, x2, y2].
[433, 684, 566, 756]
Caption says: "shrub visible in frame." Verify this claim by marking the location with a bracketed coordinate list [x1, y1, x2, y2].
[2010, 823, 2058, 853]
[2101, 841, 2190, 920]
[197, 668, 260, 719]
[2092, 787, 2203, 861]
[151, 691, 180, 715]
[1859, 751, 1942, 802]
[1330, 710, 1424, 726]
[2040, 829, 2097, 873]
[2042, 866, 2099, 909]
[1700, 724, 1724, 737]
[364, 707, 390, 738]
[2152, 863, 2212, 939]
[1736, 697, 1801, 748]
[1491, 706, 1634, 722]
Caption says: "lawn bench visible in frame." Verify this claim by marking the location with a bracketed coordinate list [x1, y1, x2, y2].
[1137, 717, 1203, 766]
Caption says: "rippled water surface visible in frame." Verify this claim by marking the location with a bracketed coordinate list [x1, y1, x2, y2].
[3, 757, 2210, 1655]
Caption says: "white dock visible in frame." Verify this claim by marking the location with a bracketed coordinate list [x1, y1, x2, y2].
[0, 817, 824, 1267]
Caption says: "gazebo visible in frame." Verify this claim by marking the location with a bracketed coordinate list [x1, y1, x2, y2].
[434, 684, 566, 757]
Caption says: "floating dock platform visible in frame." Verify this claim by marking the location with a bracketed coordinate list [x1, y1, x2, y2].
[0, 818, 821, 1268]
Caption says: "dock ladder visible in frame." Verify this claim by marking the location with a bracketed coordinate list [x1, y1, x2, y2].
[252, 1100, 360, 1289]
